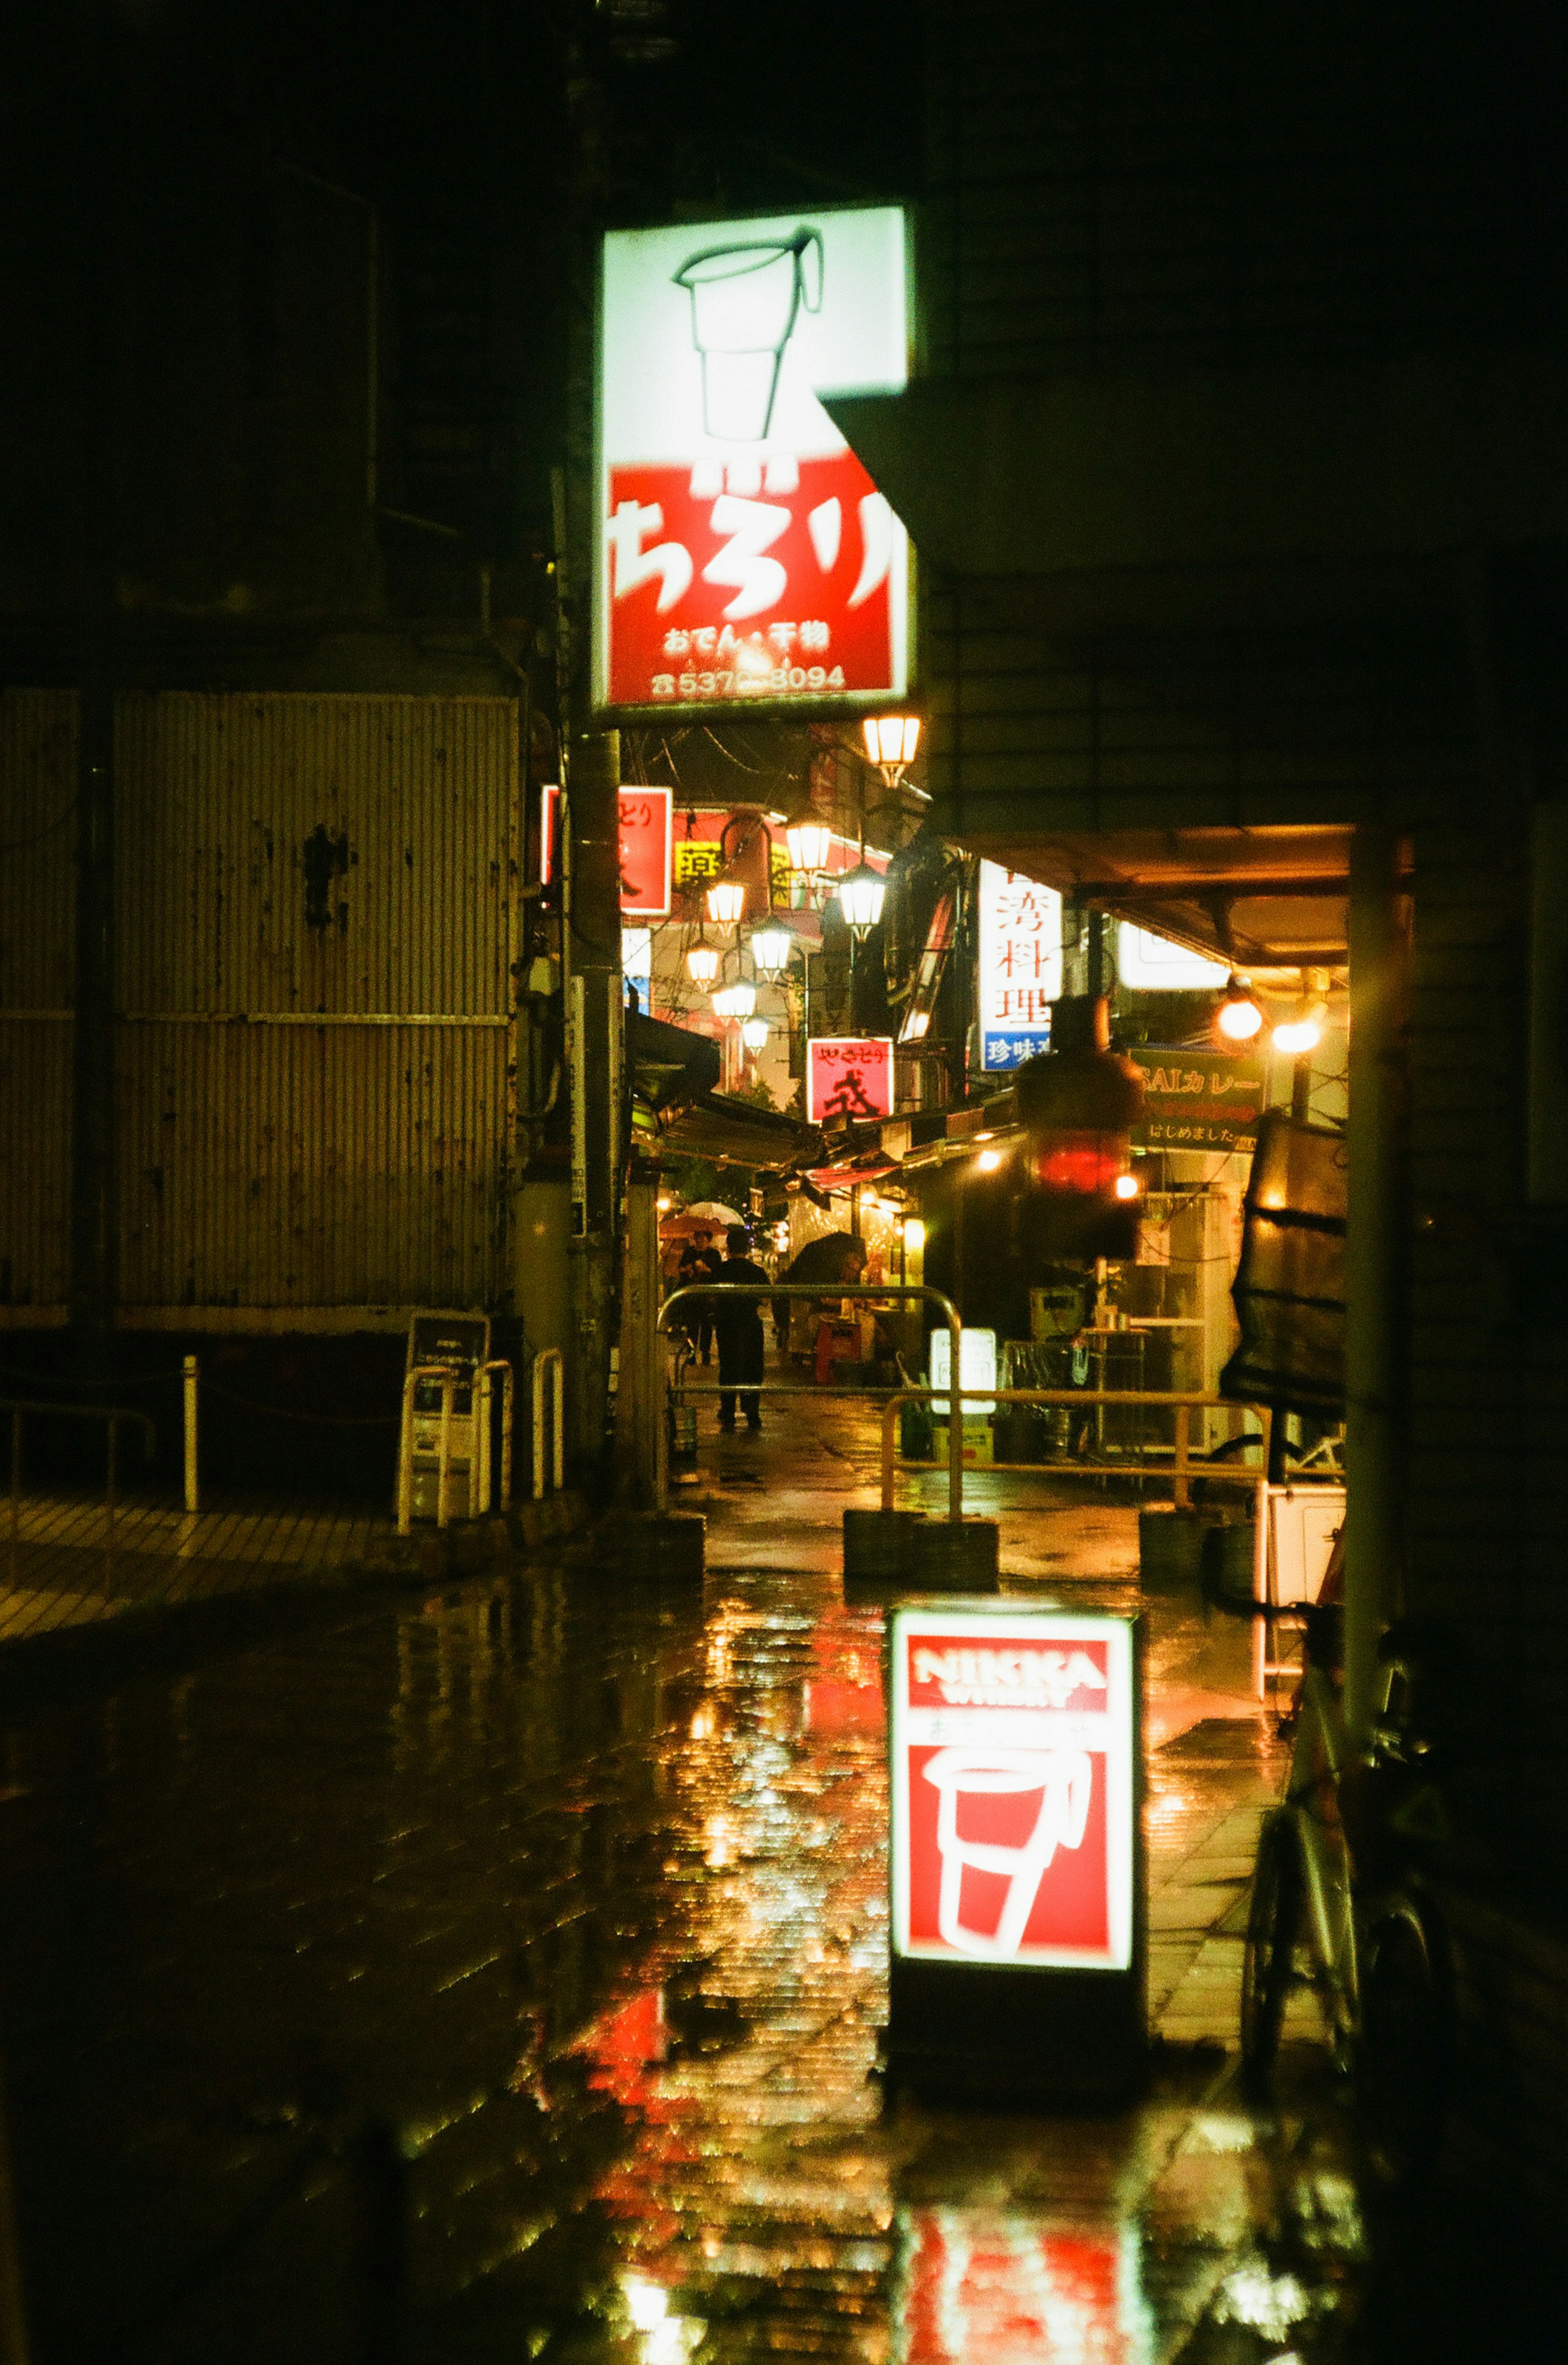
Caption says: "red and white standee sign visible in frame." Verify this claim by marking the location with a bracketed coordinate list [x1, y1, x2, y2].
[539, 785, 673, 919]
[806, 1036, 894, 1126]
[889, 1606, 1135, 1972]
[596, 208, 911, 716]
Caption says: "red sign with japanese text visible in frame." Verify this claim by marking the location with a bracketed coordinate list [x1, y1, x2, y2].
[806, 1036, 894, 1126]
[597, 209, 911, 718]
[889, 1607, 1134, 1972]
[539, 785, 673, 919]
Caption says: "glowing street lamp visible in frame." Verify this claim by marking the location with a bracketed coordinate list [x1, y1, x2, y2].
[748, 924, 793, 978]
[837, 860, 886, 941]
[861, 713, 922, 785]
[785, 816, 834, 877]
[706, 876, 746, 927]
[740, 1016, 769, 1051]
[712, 981, 757, 1020]
[686, 935, 720, 985]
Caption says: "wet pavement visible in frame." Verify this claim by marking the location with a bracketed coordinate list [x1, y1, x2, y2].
[0, 1384, 1527, 2361]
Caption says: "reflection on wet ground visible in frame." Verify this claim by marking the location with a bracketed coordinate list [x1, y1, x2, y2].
[0, 1542, 1412, 2365]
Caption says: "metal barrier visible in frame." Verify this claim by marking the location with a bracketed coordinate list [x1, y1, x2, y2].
[396, 1361, 515, 1535]
[879, 1386, 1272, 1519]
[477, 1359, 515, 1514]
[530, 1347, 564, 1500]
[656, 1284, 964, 1520]
[4, 1398, 158, 1554]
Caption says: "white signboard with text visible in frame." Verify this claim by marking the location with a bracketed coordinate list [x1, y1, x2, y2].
[596, 208, 911, 716]
[978, 863, 1062, 1071]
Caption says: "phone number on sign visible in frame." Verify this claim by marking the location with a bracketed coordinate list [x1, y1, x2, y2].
[649, 664, 848, 701]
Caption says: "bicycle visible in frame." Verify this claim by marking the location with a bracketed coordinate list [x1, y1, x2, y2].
[1212, 1577, 1453, 2186]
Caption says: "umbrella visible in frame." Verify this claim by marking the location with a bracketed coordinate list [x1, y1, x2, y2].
[779, 1231, 865, 1286]
[659, 1201, 745, 1239]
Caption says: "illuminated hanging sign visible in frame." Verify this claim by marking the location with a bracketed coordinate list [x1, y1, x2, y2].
[889, 1605, 1135, 1973]
[806, 1036, 894, 1125]
[1127, 1045, 1266, 1150]
[540, 785, 673, 918]
[977, 863, 1062, 1071]
[1117, 923, 1227, 990]
[596, 207, 911, 717]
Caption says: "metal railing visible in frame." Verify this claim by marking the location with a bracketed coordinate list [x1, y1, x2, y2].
[878, 1387, 1272, 1528]
[5, 1398, 158, 1556]
[657, 1284, 965, 1520]
[530, 1347, 564, 1500]
[395, 1360, 515, 1536]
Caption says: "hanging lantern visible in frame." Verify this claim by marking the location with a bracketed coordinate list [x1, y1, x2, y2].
[741, 1016, 769, 1051]
[706, 877, 746, 927]
[861, 713, 922, 778]
[785, 817, 834, 876]
[686, 937, 720, 985]
[712, 981, 757, 1020]
[1014, 996, 1145, 1261]
[837, 860, 886, 941]
[748, 924, 793, 977]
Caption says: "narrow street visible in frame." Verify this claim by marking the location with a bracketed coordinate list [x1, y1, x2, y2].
[0, 1377, 1482, 2365]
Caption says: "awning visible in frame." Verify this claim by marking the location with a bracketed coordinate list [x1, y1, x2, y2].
[655, 1090, 819, 1172]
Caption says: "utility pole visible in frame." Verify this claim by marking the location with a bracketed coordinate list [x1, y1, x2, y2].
[557, 24, 625, 1474]
[71, 0, 118, 1371]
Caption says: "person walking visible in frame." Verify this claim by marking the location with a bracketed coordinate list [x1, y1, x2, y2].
[675, 1224, 723, 1364]
[713, 1224, 770, 1433]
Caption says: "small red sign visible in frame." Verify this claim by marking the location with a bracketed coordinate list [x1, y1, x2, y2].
[890, 1608, 1134, 1972]
[806, 1036, 894, 1125]
[539, 784, 673, 918]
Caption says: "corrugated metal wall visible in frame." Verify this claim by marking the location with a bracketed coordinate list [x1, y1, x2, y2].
[0, 689, 76, 1308]
[113, 693, 519, 1311]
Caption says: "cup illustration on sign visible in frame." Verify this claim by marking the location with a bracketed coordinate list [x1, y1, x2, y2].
[922, 1747, 1093, 1960]
[673, 228, 824, 442]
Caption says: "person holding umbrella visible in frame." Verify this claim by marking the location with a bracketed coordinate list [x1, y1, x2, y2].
[675, 1224, 723, 1364]
[713, 1225, 770, 1433]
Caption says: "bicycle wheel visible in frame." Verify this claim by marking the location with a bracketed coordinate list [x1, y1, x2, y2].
[1240, 1808, 1302, 2088]
[1357, 1895, 1450, 2186]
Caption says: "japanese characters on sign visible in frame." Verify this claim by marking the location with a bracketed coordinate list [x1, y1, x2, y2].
[540, 785, 673, 918]
[806, 1036, 894, 1125]
[890, 1606, 1135, 1973]
[596, 209, 911, 716]
[977, 862, 1063, 1071]
[1127, 1046, 1266, 1150]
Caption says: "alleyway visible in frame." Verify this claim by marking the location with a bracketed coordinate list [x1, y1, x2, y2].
[0, 1379, 1526, 2361]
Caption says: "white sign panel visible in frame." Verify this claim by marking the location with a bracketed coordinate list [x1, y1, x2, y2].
[1117, 923, 1227, 990]
[596, 207, 911, 716]
[978, 862, 1062, 1071]
[890, 1606, 1136, 1973]
[928, 1327, 998, 1418]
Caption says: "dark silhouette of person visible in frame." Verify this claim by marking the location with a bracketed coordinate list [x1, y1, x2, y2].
[676, 1225, 723, 1363]
[773, 1231, 866, 1352]
[713, 1224, 769, 1433]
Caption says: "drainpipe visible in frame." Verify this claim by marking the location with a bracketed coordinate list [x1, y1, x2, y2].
[1343, 827, 1410, 1742]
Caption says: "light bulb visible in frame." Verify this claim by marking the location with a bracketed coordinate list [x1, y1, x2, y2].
[1272, 1003, 1325, 1057]
[976, 1147, 1003, 1172]
[741, 1017, 768, 1050]
[686, 941, 720, 985]
[1215, 977, 1264, 1042]
[706, 878, 746, 926]
[1114, 1172, 1140, 1201]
